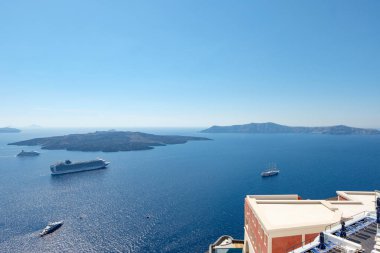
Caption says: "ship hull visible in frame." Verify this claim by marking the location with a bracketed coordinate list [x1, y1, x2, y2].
[40, 221, 63, 236]
[261, 171, 279, 177]
[51, 162, 109, 175]
[17, 152, 40, 157]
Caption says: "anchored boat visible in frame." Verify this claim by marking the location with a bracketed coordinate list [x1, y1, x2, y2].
[261, 163, 280, 177]
[39, 221, 63, 236]
[50, 158, 110, 175]
[17, 150, 40, 157]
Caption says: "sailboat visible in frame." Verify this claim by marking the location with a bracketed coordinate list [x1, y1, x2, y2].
[261, 163, 280, 177]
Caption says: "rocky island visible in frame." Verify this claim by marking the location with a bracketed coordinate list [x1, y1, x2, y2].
[8, 131, 210, 152]
[201, 122, 380, 135]
[0, 127, 21, 133]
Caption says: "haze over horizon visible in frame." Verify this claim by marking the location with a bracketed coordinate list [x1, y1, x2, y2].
[3, 122, 380, 131]
[1, 1, 379, 128]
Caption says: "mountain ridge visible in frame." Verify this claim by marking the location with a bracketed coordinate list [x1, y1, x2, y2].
[201, 122, 380, 135]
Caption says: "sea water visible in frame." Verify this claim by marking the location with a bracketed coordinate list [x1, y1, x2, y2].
[0, 128, 379, 252]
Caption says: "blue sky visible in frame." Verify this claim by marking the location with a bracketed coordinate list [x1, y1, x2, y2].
[0, 0, 379, 128]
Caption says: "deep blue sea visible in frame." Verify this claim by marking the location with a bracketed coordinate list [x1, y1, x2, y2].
[1, 128, 380, 253]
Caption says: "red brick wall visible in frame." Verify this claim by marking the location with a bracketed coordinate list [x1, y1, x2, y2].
[272, 235, 302, 253]
[305, 233, 319, 243]
[245, 199, 268, 253]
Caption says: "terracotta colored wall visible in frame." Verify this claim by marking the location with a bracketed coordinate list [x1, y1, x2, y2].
[245, 199, 268, 253]
[272, 235, 302, 253]
[338, 196, 348, 201]
[305, 233, 319, 243]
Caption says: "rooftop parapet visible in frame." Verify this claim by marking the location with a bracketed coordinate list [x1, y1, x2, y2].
[246, 196, 342, 235]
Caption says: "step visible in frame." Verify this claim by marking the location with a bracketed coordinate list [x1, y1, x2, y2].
[347, 237, 361, 244]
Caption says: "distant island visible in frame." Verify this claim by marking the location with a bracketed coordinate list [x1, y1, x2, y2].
[0, 127, 21, 133]
[8, 131, 210, 152]
[201, 122, 380, 135]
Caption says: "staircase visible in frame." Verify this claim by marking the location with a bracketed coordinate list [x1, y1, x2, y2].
[371, 225, 380, 253]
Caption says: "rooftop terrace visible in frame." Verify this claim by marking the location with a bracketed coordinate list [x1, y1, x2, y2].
[289, 191, 380, 253]
[309, 216, 376, 252]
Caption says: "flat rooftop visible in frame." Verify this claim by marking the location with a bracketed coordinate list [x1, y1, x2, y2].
[247, 191, 377, 235]
[247, 198, 341, 233]
[337, 191, 376, 212]
[328, 201, 368, 219]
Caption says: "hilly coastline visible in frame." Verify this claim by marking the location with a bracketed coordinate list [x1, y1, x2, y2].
[8, 131, 210, 152]
[0, 127, 21, 133]
[201, 122, 380, 135]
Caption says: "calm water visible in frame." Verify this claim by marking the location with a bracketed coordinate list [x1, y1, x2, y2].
[1, 128, 380, 253]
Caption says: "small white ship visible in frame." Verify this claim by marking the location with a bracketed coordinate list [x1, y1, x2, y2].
[261, 163, 280, 177]
[50, 158, 110, 175]
[39, 221, 63, 236]
[17, 150, 40, 157]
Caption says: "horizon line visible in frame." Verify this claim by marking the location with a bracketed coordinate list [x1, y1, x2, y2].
[4, 122, 380, 130]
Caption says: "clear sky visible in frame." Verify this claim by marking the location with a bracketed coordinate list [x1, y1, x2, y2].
[0, 0, 379, 128]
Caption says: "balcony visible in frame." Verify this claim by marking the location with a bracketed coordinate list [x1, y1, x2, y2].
[208, 235, 244, 253]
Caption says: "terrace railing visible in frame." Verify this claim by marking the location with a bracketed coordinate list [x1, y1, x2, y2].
[324, 211, 367, 232]
[287, 211, 369, 252]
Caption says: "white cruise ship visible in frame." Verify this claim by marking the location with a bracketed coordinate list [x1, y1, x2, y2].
[50, 158, 110, 175]
[17, 150, 40, 157]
